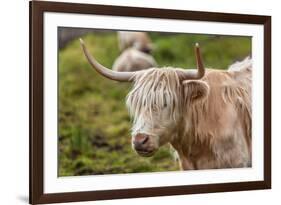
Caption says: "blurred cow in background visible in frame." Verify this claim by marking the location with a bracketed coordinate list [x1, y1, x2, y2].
[114, 31, 157, 72]
[113, 48, 157, 72]
[118, 31, 154, 54]
[80, 39, 252, 170]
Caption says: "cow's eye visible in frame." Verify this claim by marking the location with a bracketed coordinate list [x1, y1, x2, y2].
[163, 98, 167, 107]
[152, 104, 158, 111]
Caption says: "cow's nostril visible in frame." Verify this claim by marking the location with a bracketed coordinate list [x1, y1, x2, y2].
[134, 134, 150, 147]
[141, 135, 149, 144]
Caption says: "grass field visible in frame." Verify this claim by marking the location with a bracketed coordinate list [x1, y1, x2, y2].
[58, 30, 251, 176]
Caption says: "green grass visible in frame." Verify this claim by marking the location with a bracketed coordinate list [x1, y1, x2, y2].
[58, 31, 251, 176]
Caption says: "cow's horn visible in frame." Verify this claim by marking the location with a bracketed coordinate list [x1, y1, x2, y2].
[80, 39, 134, 82]
[178, 43, 205, 80]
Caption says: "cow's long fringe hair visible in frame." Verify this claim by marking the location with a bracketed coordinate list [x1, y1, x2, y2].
[126, 68, 183, 123]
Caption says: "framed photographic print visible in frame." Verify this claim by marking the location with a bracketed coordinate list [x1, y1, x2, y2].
[29, 0, 271, 204]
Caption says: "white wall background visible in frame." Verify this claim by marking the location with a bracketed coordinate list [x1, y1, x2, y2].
[0, 0, 278, 204]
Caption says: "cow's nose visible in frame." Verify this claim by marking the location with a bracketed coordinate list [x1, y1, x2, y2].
[133, 133, 149, 150]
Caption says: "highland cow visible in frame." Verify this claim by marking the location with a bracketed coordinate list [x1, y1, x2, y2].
[80, 39, 252, 170]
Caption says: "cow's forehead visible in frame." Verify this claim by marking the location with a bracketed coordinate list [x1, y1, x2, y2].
[133, 68, 181, 84]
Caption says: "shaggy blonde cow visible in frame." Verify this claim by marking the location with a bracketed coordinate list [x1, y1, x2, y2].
[80, 39, 252, 170]
[113, 48, 157, 72]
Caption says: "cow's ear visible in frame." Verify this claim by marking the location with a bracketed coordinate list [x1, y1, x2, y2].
[182, 80, 209, 102]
